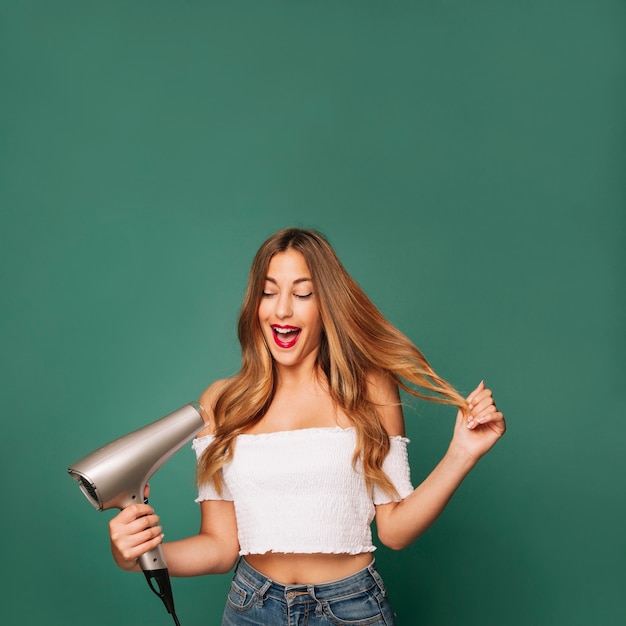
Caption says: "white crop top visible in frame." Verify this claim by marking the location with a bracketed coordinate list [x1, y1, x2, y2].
[192, 427, 414, 556]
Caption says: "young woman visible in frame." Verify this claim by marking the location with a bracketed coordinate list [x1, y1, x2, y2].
[108, 228, 506, 625]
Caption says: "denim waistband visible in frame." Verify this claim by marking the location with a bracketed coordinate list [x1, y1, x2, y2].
[235, 556, 387, 602]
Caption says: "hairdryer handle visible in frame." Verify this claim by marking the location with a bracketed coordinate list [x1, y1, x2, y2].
[139, 544, 167, 571]
[139, 546, 177, 617]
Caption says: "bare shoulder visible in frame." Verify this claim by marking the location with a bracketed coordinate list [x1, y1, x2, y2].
[197, 378, 232, 436]
[365, 370, 406, 437]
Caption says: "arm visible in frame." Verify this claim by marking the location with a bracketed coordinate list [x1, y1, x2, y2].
[108, 379, 240, 576]
[108, 499, 239, 576]
[373, 378, 505, 551]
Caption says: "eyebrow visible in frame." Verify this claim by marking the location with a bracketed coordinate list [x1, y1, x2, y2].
[265, 276, 313, 285]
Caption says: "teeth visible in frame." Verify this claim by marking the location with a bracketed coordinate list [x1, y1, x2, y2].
[274, 327, 298, 334]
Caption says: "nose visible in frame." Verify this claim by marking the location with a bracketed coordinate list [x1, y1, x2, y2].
[275, 293, 292, 319]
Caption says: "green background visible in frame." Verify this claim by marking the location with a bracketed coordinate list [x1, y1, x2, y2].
[1, 2, 624, 625]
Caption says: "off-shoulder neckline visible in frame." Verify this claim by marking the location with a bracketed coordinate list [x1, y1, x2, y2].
[238, 426, 354, 438]
[194, 427, 409, 442]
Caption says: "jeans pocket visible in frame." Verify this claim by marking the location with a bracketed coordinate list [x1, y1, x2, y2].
[226, 578, 258, 612]
[323, 588, 390, 625]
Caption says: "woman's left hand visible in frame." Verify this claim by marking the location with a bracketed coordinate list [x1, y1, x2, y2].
[451, 381, 506, 462]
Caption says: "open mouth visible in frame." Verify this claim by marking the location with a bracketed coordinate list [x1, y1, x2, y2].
[271, 325, 301, 348]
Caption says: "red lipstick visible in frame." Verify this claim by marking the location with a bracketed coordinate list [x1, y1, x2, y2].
[271, 325, 301, 349]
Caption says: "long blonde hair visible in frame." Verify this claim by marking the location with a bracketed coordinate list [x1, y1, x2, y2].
[197, 228, 467, 497]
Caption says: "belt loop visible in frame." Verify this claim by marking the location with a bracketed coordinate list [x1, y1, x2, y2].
[255, 579, 271, 607]
[307, 585, 323, 617]
[368, 561, 387, 598]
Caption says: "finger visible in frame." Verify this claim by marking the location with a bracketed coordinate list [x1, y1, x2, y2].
[466, 404, 499, 429]
[110, 516, 162, 550]
[116, 502, 154, 522]
[112, 518, 163, 545]
[466, 380, 486, 407]
[469, 410, 505, 431]
[109, 509, 159, 540]
[127, 513, 161, 535]
[134, 523, 164, 547]
[117, 528, 164, 562]
[474, 407, 499, 425]
[469, 388, 493, 409]
[470, 394, 496, 416]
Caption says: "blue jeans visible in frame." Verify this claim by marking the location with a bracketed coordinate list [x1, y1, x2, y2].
[222, 556, 396, 625]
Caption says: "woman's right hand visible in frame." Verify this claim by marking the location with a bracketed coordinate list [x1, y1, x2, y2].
[108, 501, 164, 571]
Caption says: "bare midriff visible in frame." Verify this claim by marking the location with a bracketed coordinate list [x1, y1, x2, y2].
[243, 552, 374, 585]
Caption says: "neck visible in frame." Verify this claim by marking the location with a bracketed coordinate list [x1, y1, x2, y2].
[274, 360, 322, 391]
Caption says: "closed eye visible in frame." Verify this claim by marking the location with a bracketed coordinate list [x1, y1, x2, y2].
[295, 292, 313, 299]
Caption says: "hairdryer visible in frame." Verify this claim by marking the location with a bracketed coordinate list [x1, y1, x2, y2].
[68, 402, 205, 625]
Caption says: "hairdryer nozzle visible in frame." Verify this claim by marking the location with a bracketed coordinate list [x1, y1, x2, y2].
[68, 472, 101, 509]
[67, 402, 205, 511]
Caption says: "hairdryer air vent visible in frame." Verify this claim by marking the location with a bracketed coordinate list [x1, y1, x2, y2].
[69, 472, 101, 509]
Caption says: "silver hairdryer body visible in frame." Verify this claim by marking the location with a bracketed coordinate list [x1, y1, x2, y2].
[68, 402, 205, 622]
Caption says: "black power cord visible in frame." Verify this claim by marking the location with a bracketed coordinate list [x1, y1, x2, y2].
[144, 568, 182, 625]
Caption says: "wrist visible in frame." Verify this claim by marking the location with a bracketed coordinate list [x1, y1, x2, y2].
[444, 441, 479, 475]
[113, 552, 141, 572]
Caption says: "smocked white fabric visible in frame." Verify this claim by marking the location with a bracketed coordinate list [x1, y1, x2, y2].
[192, 427, 413, 556]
